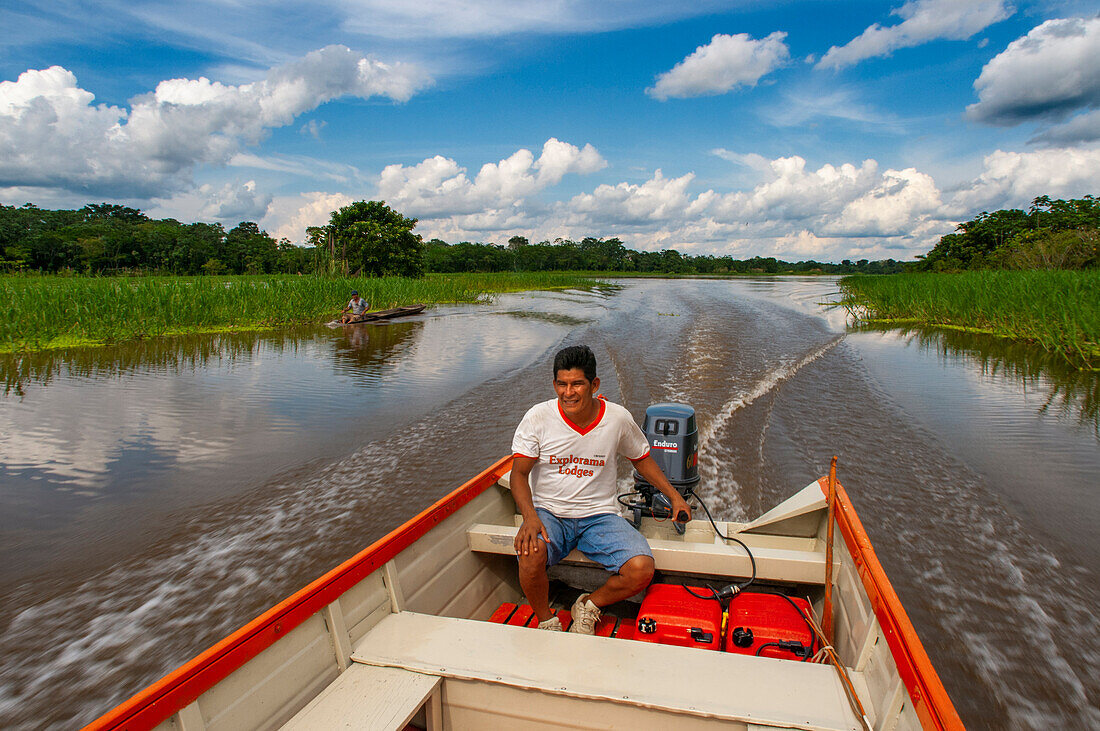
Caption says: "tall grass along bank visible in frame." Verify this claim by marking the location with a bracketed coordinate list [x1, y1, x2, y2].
[839, 271, 1099, 368]
[1, 272, 605, 352]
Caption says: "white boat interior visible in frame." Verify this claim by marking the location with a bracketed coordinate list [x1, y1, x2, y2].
[136, 465, 949, 731]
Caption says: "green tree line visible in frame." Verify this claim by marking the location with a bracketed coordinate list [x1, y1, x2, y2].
[423, 236, 905, 275]
[2, 199, 909, 277]
[0, 203, 314, 275]
[5, 195, 1096, 278]
[919, 195, 1099, 271]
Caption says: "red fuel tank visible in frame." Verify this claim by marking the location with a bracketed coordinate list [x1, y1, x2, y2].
[725, 592, 816, 661]
[632, 584, 723, 651]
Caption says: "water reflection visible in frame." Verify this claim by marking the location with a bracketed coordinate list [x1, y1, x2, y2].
[855, 323, 1099, 434]
[1, 329, 313, 397]
[330, 320, 424, 383]
[0, 324, 429, 494]
[0, 301, 570, 593]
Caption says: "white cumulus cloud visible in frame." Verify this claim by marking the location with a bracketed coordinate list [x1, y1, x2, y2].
[376, 138, 605, 217]
[648, 32, 789, 100]
[950, 146, 1100, 212]
[0, 46, 431, 198]
[966, 16, 1100, 125]
[201, 180, 272, 222]
[707, 156, 884, 225]
[145, 180, 273, 226]
[826, 168, 945, 237]
[260, 191, 356, 243]
[544, 154, 954, 259]
[817, 0, 1012, 70]
[566, 170, 698, 225]
[401, 144, 1098, 259]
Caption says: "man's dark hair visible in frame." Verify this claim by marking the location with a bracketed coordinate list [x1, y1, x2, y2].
[553, 345, 597, 382]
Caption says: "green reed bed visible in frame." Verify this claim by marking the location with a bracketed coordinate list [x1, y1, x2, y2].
[839, 270, 1100, 367]
[0, 271, 604, 352]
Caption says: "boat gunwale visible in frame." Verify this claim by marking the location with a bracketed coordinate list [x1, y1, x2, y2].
[819, 477, 964, 730]
[81, 455, 513, 731]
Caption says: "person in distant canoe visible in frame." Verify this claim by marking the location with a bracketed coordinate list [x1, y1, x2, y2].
[339, 291, 369, 323]
[511, 345, 690, 634]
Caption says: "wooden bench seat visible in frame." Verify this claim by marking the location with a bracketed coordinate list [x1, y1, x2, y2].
[466, 522, 829, 585]
[281, 662, 440, 731]
[351, 611, 863, 731]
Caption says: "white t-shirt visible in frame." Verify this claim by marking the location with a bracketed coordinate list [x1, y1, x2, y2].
[348, 298, 368, 315]
[511, 397, 650, 518]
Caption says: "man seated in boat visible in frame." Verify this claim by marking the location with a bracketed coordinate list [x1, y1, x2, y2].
[339, 291, 369, 323]
[511, 345, 691, 634]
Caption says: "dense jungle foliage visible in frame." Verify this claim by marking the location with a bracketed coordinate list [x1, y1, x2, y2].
[0, 201, 905, 277]
[918, 196, 1099, 271]
[6, 195, 1093, 278]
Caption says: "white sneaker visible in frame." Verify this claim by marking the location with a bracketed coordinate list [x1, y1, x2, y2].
[537, 615, 563, 631]
[569, 593, 601, 635]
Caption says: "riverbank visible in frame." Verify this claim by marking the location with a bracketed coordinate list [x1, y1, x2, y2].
[839, 270, 1100, 368]
[0, 272, 606, 352]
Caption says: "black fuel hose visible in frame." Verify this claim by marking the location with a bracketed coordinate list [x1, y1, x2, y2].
[616, 490, 644, 509]
[682, 583, 724, 601]
[685, 489, 757, 599]
[617, 490, 691, 524]
[755, 641, 812, 659]
[618, 487, 758, 602]
[747, 589, 820, 653]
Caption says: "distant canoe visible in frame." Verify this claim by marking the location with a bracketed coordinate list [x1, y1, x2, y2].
[326, 304, 426, 328]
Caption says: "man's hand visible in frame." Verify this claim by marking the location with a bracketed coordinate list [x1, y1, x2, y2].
[515, 513, 549, 556]
[509, 455, 543, 555]
[670, 492, 692, 523]
[633, 454, 692, 522]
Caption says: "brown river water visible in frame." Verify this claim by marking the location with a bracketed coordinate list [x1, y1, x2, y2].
[0, 278, 1097, 729]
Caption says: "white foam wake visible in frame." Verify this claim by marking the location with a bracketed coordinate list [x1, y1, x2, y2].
[698, 335, 844, 451]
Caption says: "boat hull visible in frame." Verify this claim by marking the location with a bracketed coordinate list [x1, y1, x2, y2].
[83, 457, 962, 731]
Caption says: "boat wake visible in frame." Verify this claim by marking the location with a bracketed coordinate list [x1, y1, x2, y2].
[866, 458, 1100, 728]
[0, 450, 381, 729]
[0, 404, 498, 730]
[691, 335, 844, 520]
[697, 334, 844, 451]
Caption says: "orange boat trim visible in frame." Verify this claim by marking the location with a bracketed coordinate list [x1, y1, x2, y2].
[818, 476, 964, 730]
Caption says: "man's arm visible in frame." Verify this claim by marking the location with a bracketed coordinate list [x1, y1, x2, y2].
[511, 456, 549, 556]
[633, 455, 692, 522]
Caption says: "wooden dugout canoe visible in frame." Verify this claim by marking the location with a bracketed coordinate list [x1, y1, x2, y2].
[83, 456, 963, 731]
[326, 304, 427, 327]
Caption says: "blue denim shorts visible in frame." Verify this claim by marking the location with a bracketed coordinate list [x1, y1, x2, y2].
[535, 508, 653, 572]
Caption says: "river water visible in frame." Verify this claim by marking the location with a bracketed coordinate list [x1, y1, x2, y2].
[0, 278, 1096, 729]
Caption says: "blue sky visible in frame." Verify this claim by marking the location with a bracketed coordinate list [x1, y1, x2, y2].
[2, 1, 1098, 261]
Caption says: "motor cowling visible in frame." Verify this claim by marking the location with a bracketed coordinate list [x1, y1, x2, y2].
[634, 402, 700, 495]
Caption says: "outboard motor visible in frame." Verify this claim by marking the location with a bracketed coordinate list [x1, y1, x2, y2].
[627, 403, 700, 534]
